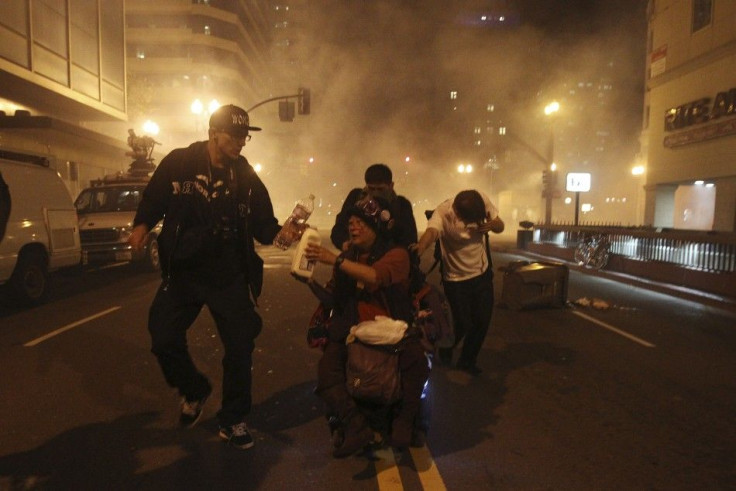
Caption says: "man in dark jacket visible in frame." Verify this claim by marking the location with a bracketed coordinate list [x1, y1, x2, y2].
[129, 104, 282, 450]
[330, 163, 417, 251]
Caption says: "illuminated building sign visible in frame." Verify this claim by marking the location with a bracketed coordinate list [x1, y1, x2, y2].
[566, 173, 591, 192]
[663, 87, 736, 147]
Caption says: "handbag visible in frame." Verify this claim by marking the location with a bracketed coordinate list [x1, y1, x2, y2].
[345, 340, 402, 405]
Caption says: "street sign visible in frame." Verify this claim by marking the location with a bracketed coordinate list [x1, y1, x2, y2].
[566, 172, 591, 192]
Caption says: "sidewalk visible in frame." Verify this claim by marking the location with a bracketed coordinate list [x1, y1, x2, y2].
[491, 239, 736, 319]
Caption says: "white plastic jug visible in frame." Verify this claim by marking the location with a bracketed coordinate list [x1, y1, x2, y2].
[291, 227, 321, 279]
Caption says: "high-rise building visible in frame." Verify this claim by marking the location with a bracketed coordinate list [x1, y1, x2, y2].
[125, 0, 275, 153]
[642, 0, 736, 232]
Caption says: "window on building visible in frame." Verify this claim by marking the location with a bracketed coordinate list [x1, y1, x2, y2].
[692, 0, 713, 32]
[450, 91, 458, 100]
[204, 25, 211, 35]
[487, 103, 494, 112]
[498, 127, 506, 135]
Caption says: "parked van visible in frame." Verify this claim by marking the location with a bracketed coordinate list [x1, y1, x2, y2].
[75, 173, 160, 271]
[0, 150, 81, 305]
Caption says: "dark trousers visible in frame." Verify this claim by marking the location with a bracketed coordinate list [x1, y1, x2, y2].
[148, 275, 262, 426]
[442, 268, 494, 367]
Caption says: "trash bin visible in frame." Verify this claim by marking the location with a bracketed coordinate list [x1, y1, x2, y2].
[500, 261, 568, 310]
[516, 229, 533, 249]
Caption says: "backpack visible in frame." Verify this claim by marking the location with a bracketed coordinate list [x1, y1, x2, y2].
[412, 281, 454, 351]
[423, 209, 443, 276]
[408, 248, 453, 351]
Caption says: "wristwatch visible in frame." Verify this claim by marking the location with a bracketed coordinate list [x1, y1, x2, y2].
[334, 254, 345, 270]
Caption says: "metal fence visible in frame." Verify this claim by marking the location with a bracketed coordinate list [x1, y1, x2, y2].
[532, 225, 736, 274]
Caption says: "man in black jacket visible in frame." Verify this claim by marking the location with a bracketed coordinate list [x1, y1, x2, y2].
[129, 104, 282, 450]
[330, 163, 417, 250]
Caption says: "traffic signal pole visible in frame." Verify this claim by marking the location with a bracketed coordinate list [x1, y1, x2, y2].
[504, 131, 555, 224]
[247, 88, 310, 115]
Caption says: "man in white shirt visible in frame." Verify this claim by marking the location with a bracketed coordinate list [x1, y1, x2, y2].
[412, 190, 504, 375]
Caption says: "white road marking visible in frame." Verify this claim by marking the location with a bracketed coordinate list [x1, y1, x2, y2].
[572, 310, 656, 348]
[23, 306, 122, 347]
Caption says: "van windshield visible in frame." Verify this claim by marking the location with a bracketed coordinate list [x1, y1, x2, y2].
[75, 186, 144, 214]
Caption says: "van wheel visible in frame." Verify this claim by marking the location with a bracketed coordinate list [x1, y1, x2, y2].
[10, 250, 49, 306]
[144, 235, 161, 272]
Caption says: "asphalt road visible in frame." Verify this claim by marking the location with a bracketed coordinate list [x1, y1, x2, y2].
[1, 246, 735, 490]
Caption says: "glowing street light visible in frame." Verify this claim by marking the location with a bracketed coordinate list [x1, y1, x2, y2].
[544, 100, 560, 116]
[191, 99, 203, 115]
[142, 120, 160, 136]
[208, 99, 220, 114]
[457, 163, 473, 173]
[631, 165, 645, 176]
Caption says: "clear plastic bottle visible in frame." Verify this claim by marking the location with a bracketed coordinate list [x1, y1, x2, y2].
[291, 227, 321, 278]
[273, 193, 315, 250]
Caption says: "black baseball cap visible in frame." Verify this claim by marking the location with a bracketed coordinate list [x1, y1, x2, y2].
[209, 104, 261, 137]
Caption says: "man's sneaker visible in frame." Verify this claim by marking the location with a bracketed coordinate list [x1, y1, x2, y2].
[179, 392, 210, 428]
[219, 421, 255, 450]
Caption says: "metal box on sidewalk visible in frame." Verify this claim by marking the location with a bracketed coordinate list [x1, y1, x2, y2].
[500, 260, 569, 310]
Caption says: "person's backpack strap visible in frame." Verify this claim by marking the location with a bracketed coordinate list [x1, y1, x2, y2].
[484, 232, 493, 271]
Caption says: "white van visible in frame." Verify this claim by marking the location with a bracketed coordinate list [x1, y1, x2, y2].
[0, 151, 81, 305]
[75, 173, 161, 271]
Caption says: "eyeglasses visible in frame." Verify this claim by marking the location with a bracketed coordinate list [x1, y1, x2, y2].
[218, 129, 251, 142]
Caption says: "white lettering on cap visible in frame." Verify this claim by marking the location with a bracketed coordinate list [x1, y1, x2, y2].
[231, 114, 248, 126]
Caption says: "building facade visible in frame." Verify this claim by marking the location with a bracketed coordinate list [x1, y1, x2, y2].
[125, 0, 274, 153]
[0, 0, 129, 199]
[642, 0, 736, 232]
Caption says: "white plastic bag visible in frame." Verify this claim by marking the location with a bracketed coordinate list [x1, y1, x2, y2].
[347, 316, 408, 345]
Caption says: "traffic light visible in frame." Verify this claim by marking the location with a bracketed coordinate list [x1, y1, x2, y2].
[279, 101, 295, 122]
[298, 87, 311, 115]
[542, 169, 558, 187]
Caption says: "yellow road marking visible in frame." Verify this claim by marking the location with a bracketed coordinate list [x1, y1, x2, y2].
[375, 446, 404, 490]
[374, 444, 447, 490]
[410, 445, 447, 490]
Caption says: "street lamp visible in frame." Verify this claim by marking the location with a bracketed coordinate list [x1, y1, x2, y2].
[631, 164, 646, 225]
[543, 101, 560, 224]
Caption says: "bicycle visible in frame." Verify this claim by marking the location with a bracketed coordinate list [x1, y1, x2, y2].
[574, 233, 610, 270]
